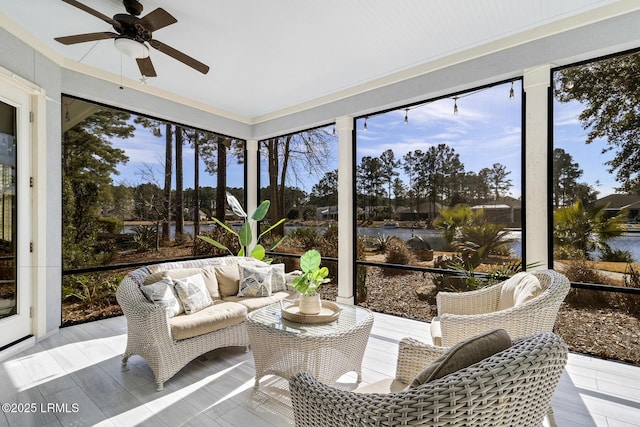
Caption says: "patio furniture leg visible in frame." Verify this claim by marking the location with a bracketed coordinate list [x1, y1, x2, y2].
[121, 355, 129, 372]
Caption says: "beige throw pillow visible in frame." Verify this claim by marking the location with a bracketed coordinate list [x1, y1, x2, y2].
[409, 329, 512, 388]
[144, 266, 221, 299]
[140, 277, 184, 318]
[497, 272, 542, 311]
[215, 264, 241, 297]
[174, 274, 213, 314]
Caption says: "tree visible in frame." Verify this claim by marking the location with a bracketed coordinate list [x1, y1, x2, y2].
[555, 52, 640, 192]
[379, 149, 399, 218]
[175, 126, 184, 240]
[357, 156, 385, 220]
[552, 148, 583, 208]
[484, 162, 512, 200]
[402, 150, 422, 219]
[310, 169, 338, 207]
[261, 129, 333, 234]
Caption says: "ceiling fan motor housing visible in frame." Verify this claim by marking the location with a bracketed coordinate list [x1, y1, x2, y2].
[123, 0, 143, 16]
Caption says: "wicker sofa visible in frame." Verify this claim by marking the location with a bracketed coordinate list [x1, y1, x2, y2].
[430, 269, 570, 349]
[116, 256, 297, 391]
[290, 332, 568, 427]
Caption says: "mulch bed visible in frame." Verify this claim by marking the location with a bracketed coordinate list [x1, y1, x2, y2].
[63, 259, 640, 366]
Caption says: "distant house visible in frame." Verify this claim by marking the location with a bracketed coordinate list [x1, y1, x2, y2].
[471, 197, 522, 227]
[316, 205, 338, 221]
[594, 194, 640, 223]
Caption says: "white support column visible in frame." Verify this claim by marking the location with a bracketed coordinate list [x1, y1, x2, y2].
[336, 117, 355, 305]
[523, 65, 551, 269]
[246, 139, 259, 247]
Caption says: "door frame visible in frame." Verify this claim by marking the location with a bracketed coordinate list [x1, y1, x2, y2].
[0, 66, 48, 351]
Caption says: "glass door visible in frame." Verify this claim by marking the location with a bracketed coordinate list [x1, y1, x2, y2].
[0, 83, 31, 347]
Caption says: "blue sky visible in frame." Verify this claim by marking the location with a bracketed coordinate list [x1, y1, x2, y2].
[356, 81, 523, 199]
[109, 79, 617, 199]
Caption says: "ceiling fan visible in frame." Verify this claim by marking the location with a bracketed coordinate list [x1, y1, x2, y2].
[54, 0, 209, 77]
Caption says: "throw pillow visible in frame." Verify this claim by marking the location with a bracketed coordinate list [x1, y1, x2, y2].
[270, 263, 287, 292]
[409, 329, 512, 388]
[237, 265, 274, 297]
[140, 277, 183, 318]
[144, 266, 221, 299]
[174, 274, 213, 314]
[215, 264, 242, 297]
[497, 272, 542, 311]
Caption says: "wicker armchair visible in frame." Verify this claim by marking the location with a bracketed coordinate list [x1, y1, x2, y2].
[431, 269, 570, 349]
[290, 332, 568, 427]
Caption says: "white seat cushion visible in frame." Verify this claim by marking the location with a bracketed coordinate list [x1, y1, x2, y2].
[430, 316, 442, 347]
[497, 272, 542, 311]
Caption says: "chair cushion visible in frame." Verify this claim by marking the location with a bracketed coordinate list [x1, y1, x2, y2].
[140, 277, 184, 318]
[174, 274, 213, 314]
[409, 329, 512, 388]
[169, 301, 247, 340]
[429, 317, 442, 347]
[223, 290, 295, 312]
[497, 272, 542, 311]
[237, 264, 273, 297]
[144, 266, 221, 299]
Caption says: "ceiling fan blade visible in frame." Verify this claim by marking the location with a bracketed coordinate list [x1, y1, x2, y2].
[149, 39, 210, 74]
[136, 57, 157, 77]
[55, 31, 118, 45]
[137, 8, 177, 32]
[61, 0, 121, 30]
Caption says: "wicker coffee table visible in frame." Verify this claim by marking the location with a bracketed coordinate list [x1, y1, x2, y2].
[246, 301, 374, 387]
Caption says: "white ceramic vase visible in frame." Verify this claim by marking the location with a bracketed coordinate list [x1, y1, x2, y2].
[299, 294, 321, 315]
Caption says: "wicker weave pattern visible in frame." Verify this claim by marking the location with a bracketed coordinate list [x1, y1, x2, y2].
[247, 303, 374, 387]
[290, 332, 567, 427]
[436, 269, 570, 347]
[116, 258, 250, 391]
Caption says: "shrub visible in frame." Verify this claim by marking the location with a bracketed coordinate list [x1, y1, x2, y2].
[600, 248, 634, 263]
[97, 216, 123, 234]
[193, 227, 239, 256]
[287, 226, 321, 250]
[131, 225, 157, 252]
[559, 259, 614, 308]
[623, 264, 640, 316]
[383, 240, 416, 276]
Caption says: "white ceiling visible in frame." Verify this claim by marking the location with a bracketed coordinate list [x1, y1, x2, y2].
[0, 0, 630, 121]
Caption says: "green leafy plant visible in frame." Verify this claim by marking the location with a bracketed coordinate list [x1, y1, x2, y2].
[292, 249, 331, 296]
[197, 192, 286, 261]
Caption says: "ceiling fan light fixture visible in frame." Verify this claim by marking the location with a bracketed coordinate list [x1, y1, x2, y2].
[114, 37, 149, 59]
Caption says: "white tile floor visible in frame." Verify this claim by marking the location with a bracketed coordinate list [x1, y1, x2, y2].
[1, 312, 639, 426]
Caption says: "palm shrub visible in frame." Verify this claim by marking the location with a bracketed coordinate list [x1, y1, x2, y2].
[433, 204, 474, 245]
[554, 200, 627, 260]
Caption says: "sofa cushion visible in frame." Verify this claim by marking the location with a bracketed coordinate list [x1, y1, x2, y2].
[144, 266, 221, 299]
[140, 277, 184, 318]
[237, 264, 273, 297]
[223, 290, 294, 312]
[497, 272, 542, 311]
[174, 274, 213, 314]
[409, 329, 512, 388]
[169, 301, 247, 340]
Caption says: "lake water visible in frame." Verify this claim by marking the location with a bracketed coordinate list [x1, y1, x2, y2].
[124, 224, 640, 262]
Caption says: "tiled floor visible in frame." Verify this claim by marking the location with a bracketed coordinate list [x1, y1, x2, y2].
[1, 312, 639, 426]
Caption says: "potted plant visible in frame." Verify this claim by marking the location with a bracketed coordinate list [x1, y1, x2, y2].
[292, 249, 330, 314]
[197, 192, 286, 262]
